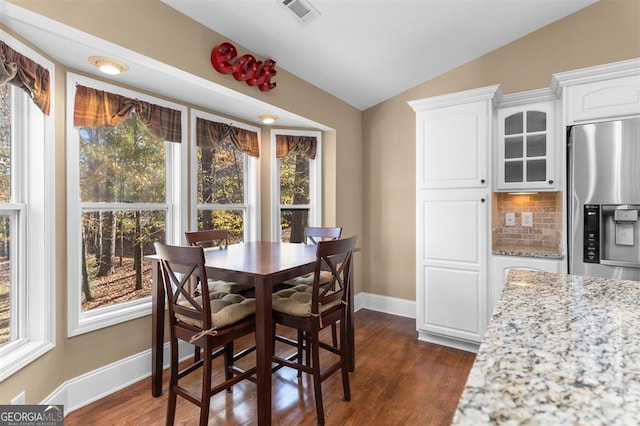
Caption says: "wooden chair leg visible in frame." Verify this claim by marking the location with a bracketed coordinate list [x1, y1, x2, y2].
[166, 338, 179, 426]
[310, 331, 325, 425]
[297, 330, 304, 377]
[331, 323, 338, 347]
[224, 342, 234, 392]
[340, 319, 351, 401]
[200, 342, 213, 426]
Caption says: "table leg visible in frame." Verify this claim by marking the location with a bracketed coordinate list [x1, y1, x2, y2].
[254, 277, 273, 425]
[151, 260, 165, 397]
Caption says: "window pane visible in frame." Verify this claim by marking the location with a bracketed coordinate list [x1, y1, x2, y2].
[505, 136, 523, 159]
[197, 133, 244, 204]
[526, 159, 546, 182]
[504, 112, 523, 135]
[505, 161, 523, 183]
[0, 85, 11, 203]
[197, 209, 244, 243]
[527, 134, 547, 157]
[280, 153, 310, 205]
[81, 210, 165, 311]
[526, 111, 546, 132]
[0, 216, 11, 348]
[78, 115, 166, 203]
[281, 208, 309, 243]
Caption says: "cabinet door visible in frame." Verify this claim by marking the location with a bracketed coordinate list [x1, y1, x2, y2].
[416, 101, 489, 190]
[567, 74, 640, 124]
[416, 190, 488, 343]
[496, 101, 556, 191]
[490, 256, 562, 315]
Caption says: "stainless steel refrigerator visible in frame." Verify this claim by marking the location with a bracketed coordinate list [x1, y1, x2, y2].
[568, 117, 640, 280]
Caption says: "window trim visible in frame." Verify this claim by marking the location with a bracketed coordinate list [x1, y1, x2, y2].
[270, 129, 322, 241]
[0, 29, 55, 382]
[66, 73, 187, 337]
[189, 110, 260, 242]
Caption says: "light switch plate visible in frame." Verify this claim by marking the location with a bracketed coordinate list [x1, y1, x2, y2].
[522, 212, 533, 227]
[505, 212, 515, 226]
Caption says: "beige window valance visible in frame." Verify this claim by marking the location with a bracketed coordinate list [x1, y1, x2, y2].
[196, 117, 260, 158]
[275, 135, 317, 160]
[0, 40, 51, 115]
[73, 84, 182, 143]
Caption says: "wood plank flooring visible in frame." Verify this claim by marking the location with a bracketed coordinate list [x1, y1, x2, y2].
[64, 309, 475, 425]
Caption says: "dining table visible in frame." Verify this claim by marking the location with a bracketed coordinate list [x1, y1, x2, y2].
[146, 241, 356, 425]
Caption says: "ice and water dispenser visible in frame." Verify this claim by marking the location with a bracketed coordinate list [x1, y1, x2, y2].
[584, 204, 640, 267]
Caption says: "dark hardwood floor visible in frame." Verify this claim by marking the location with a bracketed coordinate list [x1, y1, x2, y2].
[64, 309, 475, 425]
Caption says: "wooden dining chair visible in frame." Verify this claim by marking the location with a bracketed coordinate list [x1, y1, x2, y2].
[271, 235, 357, 425]
[185, 229, 253, 295]
[154, 242, 257, 426]
[276, 226, 343, 370]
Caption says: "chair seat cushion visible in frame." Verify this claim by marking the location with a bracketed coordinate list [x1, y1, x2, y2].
[272, 285, 341, 317]
[177, 293, 255, 329]
[282, 270, 333, 287]
[207, 279, 253, 294]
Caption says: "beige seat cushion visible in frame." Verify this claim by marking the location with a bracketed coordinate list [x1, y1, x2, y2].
[282, 270, 333, 287]
[206, 279, 253, 294]
[177, 293, 255, 329]
[272, 284, 341, 317]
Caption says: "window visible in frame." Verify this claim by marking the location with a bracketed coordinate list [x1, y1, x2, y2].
[67, 74, 186, 336]
[0, 33, 55, 381]
[271, 130, 321, 242]
[191, 111, 259, 243]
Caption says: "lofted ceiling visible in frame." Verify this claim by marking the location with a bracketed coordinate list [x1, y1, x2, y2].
[162, 0, 598, 110]
[0, 0, 597, 129]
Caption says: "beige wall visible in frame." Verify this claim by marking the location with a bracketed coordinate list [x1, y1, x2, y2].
[362, 0, 640, 301]
[1, 0, 638, 407]
[0, 0, 362, 404]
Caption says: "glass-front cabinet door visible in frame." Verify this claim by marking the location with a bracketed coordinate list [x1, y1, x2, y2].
[496, 100, 556, 191]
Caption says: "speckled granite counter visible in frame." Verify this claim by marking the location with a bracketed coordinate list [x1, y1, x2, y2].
[452, 269, 640, 425]
[492, 244, 563, 259]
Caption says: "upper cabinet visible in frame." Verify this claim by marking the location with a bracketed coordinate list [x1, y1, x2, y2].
[496, 99, 557, 191]
[553, 58, 640, 125]
[409, 85, 500, 190]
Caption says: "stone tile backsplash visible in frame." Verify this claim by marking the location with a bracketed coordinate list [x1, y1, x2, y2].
[493, 192, 562, 253]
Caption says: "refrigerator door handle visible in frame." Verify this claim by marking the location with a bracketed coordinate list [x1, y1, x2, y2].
[600, 259, 640, 269]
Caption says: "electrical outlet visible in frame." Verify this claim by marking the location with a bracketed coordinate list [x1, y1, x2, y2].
[505, 212, 515, 226]
[11, 391, 25, 405]
[522, 212, 533, 228]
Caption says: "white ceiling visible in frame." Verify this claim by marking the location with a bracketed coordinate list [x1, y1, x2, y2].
[162, 0, 598, 110]
[0, 0, 597, 129]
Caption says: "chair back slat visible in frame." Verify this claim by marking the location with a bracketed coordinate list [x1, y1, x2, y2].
[304, 226, 342, 245]
[185, 229, 230, 250]
[154, 242, 212, 330]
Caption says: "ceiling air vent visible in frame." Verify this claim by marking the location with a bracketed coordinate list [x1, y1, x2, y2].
[281, 0, 321, 24]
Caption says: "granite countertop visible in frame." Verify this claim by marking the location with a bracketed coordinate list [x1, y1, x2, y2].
[492, 244, 563, 259]
[452, 269, 640, 425]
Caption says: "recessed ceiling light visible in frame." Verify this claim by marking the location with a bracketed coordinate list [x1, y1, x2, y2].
[88, 56, 129, 75]
[259, 114, 278, 124]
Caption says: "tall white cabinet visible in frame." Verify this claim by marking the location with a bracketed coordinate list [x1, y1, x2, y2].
[409, 85, 500, 352]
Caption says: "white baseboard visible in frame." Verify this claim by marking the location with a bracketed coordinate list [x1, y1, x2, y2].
[43, 340, 192, 415]
[417, 330, 479, 353]
[46, 292, 416, 415]
[354, 292, 416, 319]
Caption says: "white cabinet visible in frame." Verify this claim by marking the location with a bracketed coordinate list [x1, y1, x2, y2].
[410, 85, 500, 353]
[496, 96, 558, 191]
[417, 190, 489, 348]
[415, 101, 489, 189]
[566, 74, 640, 124]
[553, 58, 640, 125]
[490, 255, 563, 315]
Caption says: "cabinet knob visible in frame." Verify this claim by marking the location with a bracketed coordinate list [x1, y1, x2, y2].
[481, 198, 486, 203]
[480, 179, 485, 184]
[548, 179, 554, 184]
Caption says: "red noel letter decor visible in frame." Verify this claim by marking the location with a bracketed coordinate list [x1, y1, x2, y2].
[211, 42, 277, 92]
